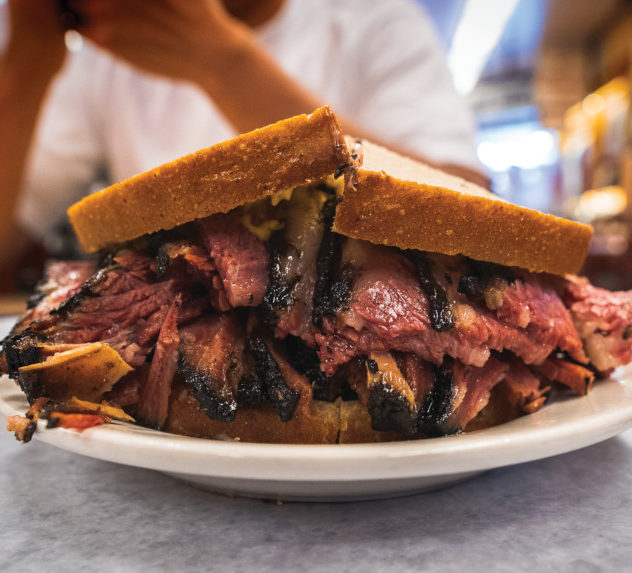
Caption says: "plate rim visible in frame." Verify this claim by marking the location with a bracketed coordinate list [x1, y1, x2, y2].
[2, 370, 632, 482]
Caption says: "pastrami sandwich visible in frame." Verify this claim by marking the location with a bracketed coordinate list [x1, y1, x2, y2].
[4, 106, 632, 444]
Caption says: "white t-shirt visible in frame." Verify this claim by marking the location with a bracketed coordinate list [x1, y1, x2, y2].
[2, 0, 479, 240]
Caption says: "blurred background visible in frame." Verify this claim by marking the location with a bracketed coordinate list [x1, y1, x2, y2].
[2, 0, 632, 303]
[420, 0, 632, 290]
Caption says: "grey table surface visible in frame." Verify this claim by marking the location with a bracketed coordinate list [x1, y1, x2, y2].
[1, 425, 631, 573]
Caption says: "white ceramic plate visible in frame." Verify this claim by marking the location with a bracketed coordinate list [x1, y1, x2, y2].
[2, 368, 632, 501]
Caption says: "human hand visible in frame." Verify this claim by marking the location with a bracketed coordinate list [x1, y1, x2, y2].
[68, 0, 247, 84]
[5, 0, 67, 79]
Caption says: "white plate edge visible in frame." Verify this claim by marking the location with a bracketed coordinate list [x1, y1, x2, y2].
[2, 372, 632, 481]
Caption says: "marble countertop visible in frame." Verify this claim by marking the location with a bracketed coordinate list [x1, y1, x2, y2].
[1, 426, 631, 572]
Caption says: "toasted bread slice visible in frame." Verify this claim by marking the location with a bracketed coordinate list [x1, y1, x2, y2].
[333, 140, 592, 276]
[164, 382, 525, 444]
[68, 106, 350, 253]
[68, 107, 592, 276]
[165, 383, 407, 444]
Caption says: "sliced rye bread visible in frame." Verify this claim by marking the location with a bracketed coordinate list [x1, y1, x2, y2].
[333, 139, 592, 276]
[68, 106, 350, 253]
[67, 108, 592, 276]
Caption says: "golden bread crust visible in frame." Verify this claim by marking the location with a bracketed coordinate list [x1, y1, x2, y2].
[164, 385, 402, 444]
[334, 141, 593, 276]
[162, 386, 510, 444]
[68, 106, 349, 253]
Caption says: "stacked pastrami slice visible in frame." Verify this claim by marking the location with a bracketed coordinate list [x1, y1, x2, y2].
[3, 186, 632, 439]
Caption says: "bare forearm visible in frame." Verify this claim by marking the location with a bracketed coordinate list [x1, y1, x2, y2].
[0, 0, 67, 265]
[0, 60, 52, 263]
[73, 1, 487, 187]
[192, 25, 318, 132]
[194, 26, 396, 138]
[194, 27, 488, 187]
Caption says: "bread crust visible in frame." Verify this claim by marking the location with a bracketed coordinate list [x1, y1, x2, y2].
[68, 110, 591, 276]
[164, 384, 402, 444]
[163, 384, 518, 443]
[68, 106, 350, 253]
[334, 141, 593, 276]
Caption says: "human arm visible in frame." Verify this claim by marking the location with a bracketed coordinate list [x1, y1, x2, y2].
[70, 0, 487, 186]
[0, 0, 67, 265]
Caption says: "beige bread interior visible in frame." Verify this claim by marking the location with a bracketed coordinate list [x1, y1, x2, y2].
[68, 106, 350, 253]
[333, 140, 593, 276]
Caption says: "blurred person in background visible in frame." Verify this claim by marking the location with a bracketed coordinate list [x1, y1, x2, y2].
[0, 0, 483, 286]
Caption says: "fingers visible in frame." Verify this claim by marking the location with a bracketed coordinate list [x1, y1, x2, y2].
[63, 0, 212, 55]
[5, 0, 67, 75]
[65, 0, 170, 48]
[66, 0, 176, 30]
[8, 0, 66, 31]
[57, 0, 81, 29]
[59, 0, 187, 78]
[55, 0, 235, 83]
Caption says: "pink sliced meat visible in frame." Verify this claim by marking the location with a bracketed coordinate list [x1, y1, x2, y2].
[179, 314, 246, 422]
[531, 356, 594, 395]
[495, 359, 548, 415]
[159, 240, 230, 312]
[314, 329, 359, 376]
[198, 213, 268, 308]
[496, 274, 587, 363]
[14, 260, 97, 333]
[397, 352, 435, 399]
[136, 299, 181, 429]
[26, 261, 206, 368]
[315, 242, 583, 375]
[562, 277, 632, 372]
[442, 357, 510, 432]
[113, 251, 157, 282]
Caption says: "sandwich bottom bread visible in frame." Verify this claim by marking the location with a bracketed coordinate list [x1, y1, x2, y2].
[3, 107, 632, 445]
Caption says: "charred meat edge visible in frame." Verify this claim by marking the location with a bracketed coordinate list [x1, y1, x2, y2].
[418, 356, 455, 436]
[312, 196, 354, 327]
[178, 357, 238, 423]
[261, 231, 300, 327]
[283, 335, 331, 400]
[2, 331, 44, 401]
[405, 251, 455, 332]
[178, 320, 241, 424]
[457, 258, 515, 307]
[366, 352, 418, 434]
[247, 335, 300, 422]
